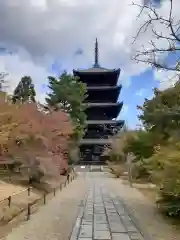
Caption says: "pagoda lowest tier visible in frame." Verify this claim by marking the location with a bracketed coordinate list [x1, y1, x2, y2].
[73, 39, 124, 165]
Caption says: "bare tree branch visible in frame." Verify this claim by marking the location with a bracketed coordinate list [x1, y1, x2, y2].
[132, 0, 180, 72]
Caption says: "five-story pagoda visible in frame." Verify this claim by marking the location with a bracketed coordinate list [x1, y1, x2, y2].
[73, 39, 124, 165]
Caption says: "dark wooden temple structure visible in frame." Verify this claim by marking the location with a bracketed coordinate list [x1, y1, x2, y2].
[73, 39, 124, 165]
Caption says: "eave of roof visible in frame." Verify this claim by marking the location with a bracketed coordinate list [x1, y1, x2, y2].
[73, 67, 120, 74]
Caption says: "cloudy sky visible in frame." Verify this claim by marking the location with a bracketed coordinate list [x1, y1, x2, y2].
[0, 0, 179, 128]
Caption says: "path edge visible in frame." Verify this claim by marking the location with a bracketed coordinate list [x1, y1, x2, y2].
[116, 196, 153, 240]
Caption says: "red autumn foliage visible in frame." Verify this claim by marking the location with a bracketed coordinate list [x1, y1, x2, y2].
[0, 92, 73, 178]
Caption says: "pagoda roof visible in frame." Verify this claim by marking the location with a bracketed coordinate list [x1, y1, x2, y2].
[73, 67, 120, 75]
[83, 102, 122, 107]
[85, 120, 124, 125]
[85, 102, 123, 119]
[85, 85, 122, 103]
[87, 85, 121, 90]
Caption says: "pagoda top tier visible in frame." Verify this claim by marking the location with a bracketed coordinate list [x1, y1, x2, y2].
[73, 66, 120, 74]
[73, 38, 120, 85]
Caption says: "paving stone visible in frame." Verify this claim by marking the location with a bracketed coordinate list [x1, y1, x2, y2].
[94, 223, 109, 231]
[70, 227, 80, 240]
[129, 232, 144, 240]
[109, 222, 127, 233]
[83, 215, 93, 221]
[121, 215, 131, 221]
[81, 220, 92, 225]
[112, 233, 131, 240]
[116, 207, 126, 215]
[75, 218, 82, 227]
[78, 208, 84, 218]
[79, 225, 92, 238]
[94, 215, 107, 224]
[78, 238, 92, 240]
[106, 209, 117, 214]
[94, 230, 111, 240]
[70, 218, 81, 240]
[94, 210, 105, 214]
[126, 225, 139, 233]
[108, 215, 121, 221]
[113, 200, 121, 205]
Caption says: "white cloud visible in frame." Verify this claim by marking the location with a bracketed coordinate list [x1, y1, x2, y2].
[0, 52, 50, 103]
[0, 0, 179, 101]
[154, 70, 179, 90]
[135, 88, 146, 97]
[121, 104, 129, 117]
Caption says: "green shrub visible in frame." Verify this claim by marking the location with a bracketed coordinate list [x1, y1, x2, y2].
[109, 152, 125, 163]
[132, 159, 151, 180]
[149, 145, 180, 217]
[107, 161, 125, 178]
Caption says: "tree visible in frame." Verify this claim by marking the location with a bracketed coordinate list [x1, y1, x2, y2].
[0, 92, 73, 182]
[0, 92, 20, 155]
[124, 130, 155, 160]
[132, 0, 180, 73]
[138, 81, 180, 140]
[12, 76, 36, 103]
[148, 143, 180, 217]
[107, 127, 160, 180]
[46, 72, 87, 142]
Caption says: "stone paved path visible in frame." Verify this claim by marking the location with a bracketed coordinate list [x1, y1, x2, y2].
[3, 172, 147, 240]
[70, 181, 144, 240]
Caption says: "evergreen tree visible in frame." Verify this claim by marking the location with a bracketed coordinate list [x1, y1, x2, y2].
[12, 76, 36, 103]
[138, 81, 180, 140]
[46, 72, 87, 142]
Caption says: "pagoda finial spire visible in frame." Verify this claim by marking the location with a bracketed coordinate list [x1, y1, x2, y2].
[94, 38, 100, 67]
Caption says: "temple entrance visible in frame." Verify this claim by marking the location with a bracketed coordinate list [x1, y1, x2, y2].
[74, 164, 106, 173]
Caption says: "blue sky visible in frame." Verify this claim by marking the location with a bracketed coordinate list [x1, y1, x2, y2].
[120, 69, 158, 128]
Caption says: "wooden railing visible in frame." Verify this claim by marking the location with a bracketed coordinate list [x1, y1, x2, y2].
[0, 172, 77, 225]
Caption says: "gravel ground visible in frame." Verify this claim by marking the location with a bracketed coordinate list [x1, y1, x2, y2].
[4, 175, 87, 240]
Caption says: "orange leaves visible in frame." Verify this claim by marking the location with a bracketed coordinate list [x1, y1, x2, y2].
[0, 93, 20, 146]
[0, 93, 73, 173]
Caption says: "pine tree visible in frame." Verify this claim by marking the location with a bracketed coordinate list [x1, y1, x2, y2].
[46, 72, 87, 141]
[12, 76, 36, 103]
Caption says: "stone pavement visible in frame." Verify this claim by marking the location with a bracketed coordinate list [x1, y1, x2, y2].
[70, 181, 144, 240]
